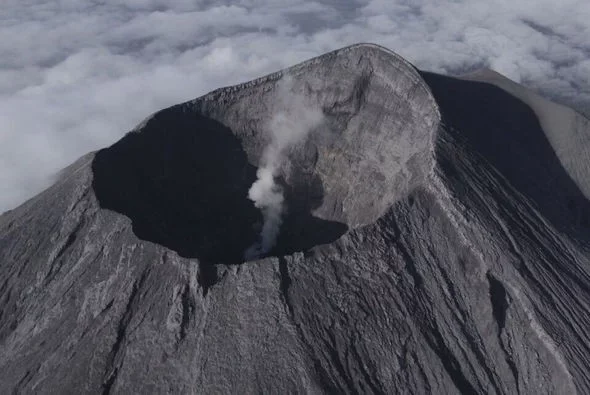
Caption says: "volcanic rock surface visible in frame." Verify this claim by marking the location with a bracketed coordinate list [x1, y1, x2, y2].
[1, 43, 590, 394]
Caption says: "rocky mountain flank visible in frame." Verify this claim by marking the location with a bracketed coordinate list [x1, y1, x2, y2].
[1, 43, 590, 394]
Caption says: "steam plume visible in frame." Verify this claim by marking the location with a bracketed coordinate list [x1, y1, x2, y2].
[244, 76, 323, 260]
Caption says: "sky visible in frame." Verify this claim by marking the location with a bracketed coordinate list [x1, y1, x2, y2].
[1, 0, 590, 212]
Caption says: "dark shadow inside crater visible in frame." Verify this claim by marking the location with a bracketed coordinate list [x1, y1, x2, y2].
[91, 105, 347, 265]
[272, 164, 349, 258]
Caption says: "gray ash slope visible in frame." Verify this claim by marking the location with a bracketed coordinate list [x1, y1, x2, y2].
[1, 43, 590, 394]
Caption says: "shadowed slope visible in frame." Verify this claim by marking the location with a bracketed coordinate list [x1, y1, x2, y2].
[422, 72, 590, 243]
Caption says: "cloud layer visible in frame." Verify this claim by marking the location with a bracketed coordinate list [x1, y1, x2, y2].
[1, 0, 589, 211]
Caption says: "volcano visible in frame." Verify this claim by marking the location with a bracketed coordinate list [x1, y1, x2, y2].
[2, 44, 590, 394]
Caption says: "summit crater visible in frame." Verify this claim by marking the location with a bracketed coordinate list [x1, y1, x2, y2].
[92, 44, 440, 263]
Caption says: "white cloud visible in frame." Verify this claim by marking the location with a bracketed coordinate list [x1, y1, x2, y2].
[1, 0, 589, 211]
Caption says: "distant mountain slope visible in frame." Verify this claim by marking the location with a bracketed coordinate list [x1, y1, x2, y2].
[1, 43, 589, 394]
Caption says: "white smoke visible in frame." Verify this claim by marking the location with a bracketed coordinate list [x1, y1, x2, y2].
[244, 76, 324, 260]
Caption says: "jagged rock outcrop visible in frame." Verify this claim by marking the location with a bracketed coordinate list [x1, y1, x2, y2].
[1, 43, 590, 394]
